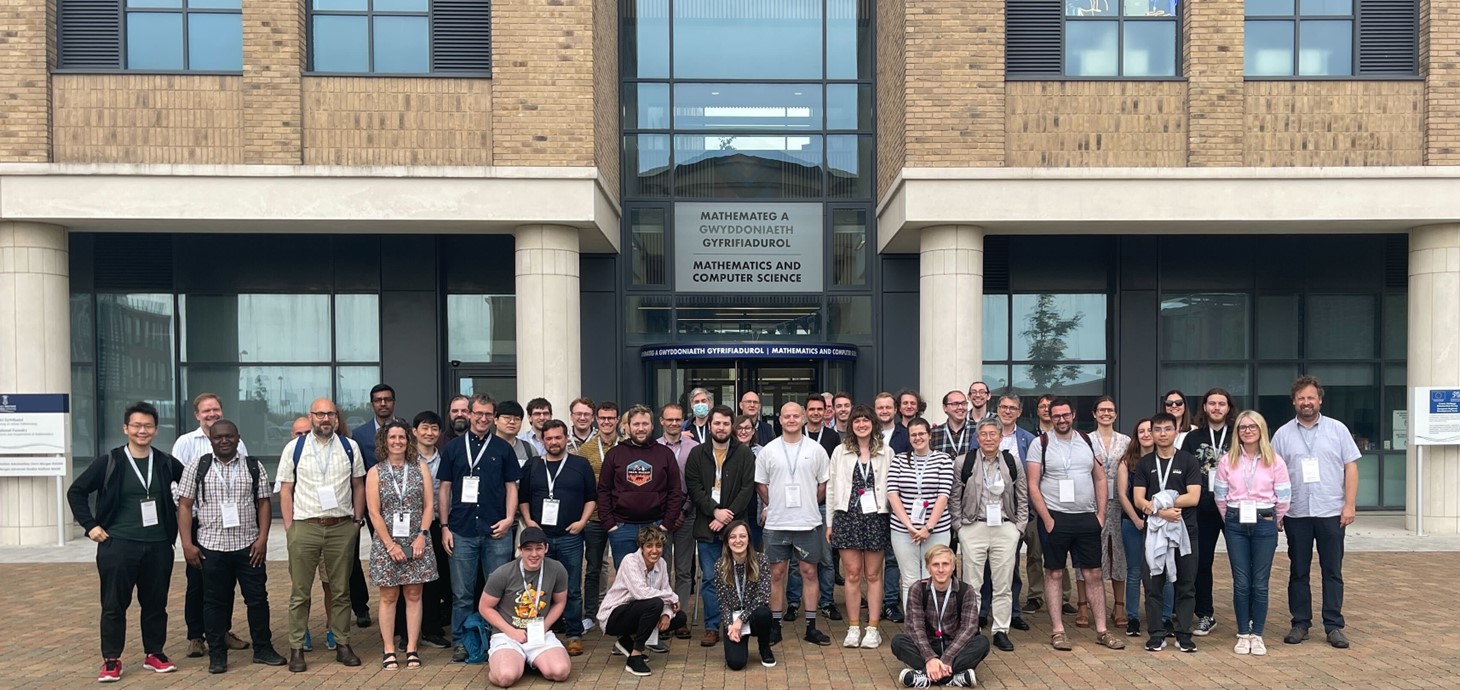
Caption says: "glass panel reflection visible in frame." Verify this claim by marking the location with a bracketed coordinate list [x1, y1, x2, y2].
[1246, 0, 1295, 14]
[674, 84, 821, 131]
[1307, 294, 1376, 358]
[1012, 293, 1107, 361]
[335, 294, 380, 362]
[826, 0, 872, 79]
[630, 207, 667, 286]
[1298, 19, 1353, 76]
[313, 15, 369, 72]
[1256, 294, 1300, 359]
[1067, 0, 1116, 16]
[626, 295, 673, 341]
[1300, 0, 1351, 15]
[181, 294, 331, 362]
[1065, 20, 1119, 76]
[1160, 293, 1248, 360]
[625, 83, 670, 130]
[827, 295, 872, 343]
[98, 294, 177, 451]
[373, 15, 428, 73]
[826, 135, 871, 199]
[826, 84, 872, 131]
[625, 134, 672, 197]
[447, 294, 517, 362]
[673, 134, 823, 198]
[625, 0, 669, 78]
[1245, 20, 1295, 75]
[983, 295, 1009, 361]
[673, 0, 823, 79]
[181, 365, 332, 456]
[831, 208, 867, 286]
[675, 295, 820, 338]
[337, 366, 381, 433]
[1123, 20, 1176, 76]
[127, 12, 184, 70]
[188, 13, 243, 70]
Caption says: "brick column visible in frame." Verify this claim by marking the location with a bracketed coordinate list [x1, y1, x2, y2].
[0, 0, 52, 161]
[919, 225, 984, 426]
[243, 0, 304, 164]
[904, 0, 1004, 168]
[1185, 0, 1245, 166]
[514, 225, 581, 415]
[1425, 0, 1460, 164]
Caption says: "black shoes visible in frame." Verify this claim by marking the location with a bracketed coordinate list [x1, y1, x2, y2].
[1176, 634, 1197, 653]
[625, 655, 652, 676]
[769, 624, 782, 647]
[1163, 619, 1176, 638]
[252, 646, 287, 666]
[759, 645, 777, 667]
[820, 604, 843, 621]
[1126, 619, 1141, 637]
[804, 627, 832, 646]
[451, 645, 468, 662]
[208, 656, 228, 674]
[978, 616, 989, 630]
[883, 605, 905, 624]
[1062, 602, 1078, 615]
[1144, 634, 1165, 652]
[288, 648, 307, 673]
[336, 644, 361, 667]
[1010, 616, 1030, 631]
[992, 632, 1015, 652]
[1024, 597, 1043, 612]
[785, 604, 799, 618]
[1326, 629, 1350, 648]
[1284, 625, 1310, 645]
[356, 613, 372, 628]
[421, 633, 451, 649]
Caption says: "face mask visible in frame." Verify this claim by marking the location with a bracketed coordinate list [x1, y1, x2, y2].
[692, 403, 709, 418]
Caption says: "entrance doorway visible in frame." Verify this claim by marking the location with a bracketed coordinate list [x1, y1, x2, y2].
[450, 364, 516, 406]
[678, 360, 820, 417]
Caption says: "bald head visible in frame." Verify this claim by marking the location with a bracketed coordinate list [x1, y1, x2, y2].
[308, 397, 339, 438]
[779, 401, 805, 438]
[291, 416, 311, 438]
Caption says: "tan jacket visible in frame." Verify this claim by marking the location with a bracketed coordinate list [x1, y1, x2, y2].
[951, 449, 1029, 532]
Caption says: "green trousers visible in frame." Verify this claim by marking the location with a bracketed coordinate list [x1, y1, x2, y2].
[286, 520, 358, 648]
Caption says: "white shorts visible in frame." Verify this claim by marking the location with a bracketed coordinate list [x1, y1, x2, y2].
[489, 631, 565, 666]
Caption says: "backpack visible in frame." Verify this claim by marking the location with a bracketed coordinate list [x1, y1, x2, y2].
[193, 454, 264, 504]
[960, 449, 1020, 491]
[290, 433, 358, 477]
[1037, 431, 1099, 467]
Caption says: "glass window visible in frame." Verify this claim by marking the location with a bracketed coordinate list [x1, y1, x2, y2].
[312, 15, 370, 72]
[673, 135, 824, 199]
[126, 12, 184, 70]
[826, 0, 872, 79]
[72, 365, 97, 473]
[624, 83, 670, 130]
[983, 295, 1010, 361]
[827, 84, 873, 131]
[310, 0, 431, 74]
[624, 134, 671, 198]
[626, 295, 673, 341]
[337, 366, 382, 432]
[97, 294, 178, 451]
[1256, 363, 1300, 425]
[831, 208, 868, 287]
[447, 294, 516, 362]
[372, 16, 429, 73]
[1123, 20, 1177, 76]
[1381, 454, 1404, 509]
[827, 295, 872, 343]
[674, 84, 822, 131]
[624, 0, 669, 78]
[1066, 21, 1119, 76]
[1062, 0, 1178, 77]
[180, 365, 332, 458]
[1244, 0, 1354, 76]
[1355, 454, 1379, 507]
[1384, 363, 1405, 451]
[1307, 362, 1378, 451]
[187, 12, 243, 70]
[181, 294, 332, 363]
[983, 364, 1011, 395]
[1012, 363, 1108, 402]
[1306, 294, 1376, 359]
[1256, 294, 1300, 359]
[1160, 293, 1249, 360]
[1383, 292, 1406, 359]
[1160, 363, 1250, 404]
[673, 0, 823, 80]
[629, 207, 667, 286]
[125, 0, 242, 71]
[675, 295, 820, 339]
[827, 135, 872, 199]
[335, 294, 380, 362]
[1011, 293, 1107, 361]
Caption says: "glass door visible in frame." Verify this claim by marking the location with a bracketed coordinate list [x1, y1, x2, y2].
[450, 365, 516, 407]
[741, 361, 819, 418]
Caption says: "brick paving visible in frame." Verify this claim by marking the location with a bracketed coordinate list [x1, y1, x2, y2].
[7, 552, 1455, 689]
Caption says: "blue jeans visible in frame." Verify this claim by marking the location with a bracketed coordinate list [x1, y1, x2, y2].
[582, 520, 608, 619]
[609, 522, 652, 568]
[1121, 519, 1174, 623]
[788, 505, 834, 610]
[883, 549, 901, 609]
[1225, 509, 1279, 635]
[449, 531, 515, 639]
[545, 533, 585, 638]
[697, 541, 724, 629]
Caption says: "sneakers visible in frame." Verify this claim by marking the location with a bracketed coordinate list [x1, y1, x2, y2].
[820, 604, 843, 621]
[582, 617, 596, 633]
[1126, 619, 1141, 637]
[1234, 634, 1252, 655]
[421, 633, 451, 649]
[645, 641, 669, 653]
[1250, 636, 1268, 656]
[1163, 619, 1176, 638]
[612, 636, 633, 657]
[625, 655, 652, 677]
[759, 645, 777, 667]
[1144, 635, 1166, 652]
[859, 627, 882, 649]
[1176, 634, 1198, 653]
[769, 624, 783, 647]
[804, 627, 832, 646]
[1327, 629, 1350, 648]
[842, 625, 863, 648]
[186, 639, 207, 658]
[946, 670, 976, 687]
[98, 659, 122, 683]
[302, 631, 313, 652]
[143, 654, 177, 673]
[326, 631, 338, 651]
[884, 605, 905, 624]
[900, 669, 933, 688]
[1024, 597, 1043, 613]
[1194, 615, 1216, 636]
[226, 631, 250, 650]
[451, 645, 467, 663]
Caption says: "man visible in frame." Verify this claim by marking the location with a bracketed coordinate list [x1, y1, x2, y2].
[953, 418, 1028, 653]
[354, 383, 399, 470]
[599, 404, 685, 568]
[739, 390, 777, 445]
[68, 401, 186, 682]
[177, 420, 288, 673]
[1270, 375, 1360, 649]
[1133, 412, 1203, 653]
[576, 401, 622, 629]
[933, 390, 973, 459]
[479, 527, 573, 687]
[967, 382, 994, 423]
[875, 392, 912, 454]
[989, 394, 1035, 623]
[440, 393, 522, 662]
[656, 403, 700, 640]
[495, 400, 541, 468]
[408, 411, 452, 649]
[1026, 398, 1123, 650]
[891, 545, 989, 688]
[788, 396, 841, 622]
[521, 398, 552, 456]
[756, 402, 834, 646]
[519, 420, 597, 657]
[439, 394, 472, 449]
[566, 397, 596, 452]
[1180, 388, 1234, 637]
[896, 388, 926, 430]
[277, 397, 368, 672]
[1035, 394, 1055, 434]
[171, 393, 251, 658]
[684, 388, 713, 443]
[685, 405, 757, 647]
[831, 392, 854, 433]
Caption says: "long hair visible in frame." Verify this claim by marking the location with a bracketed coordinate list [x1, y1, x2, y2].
[374, 420, 419, 466]
[1120, 418, 1152, 469]
[1195, 388, 1234, 428]
[1226, 410, 1278, 468]
[716, 521, 760, 584]
[1161, 389, 1189, 428]
[840, 404, 885, 456]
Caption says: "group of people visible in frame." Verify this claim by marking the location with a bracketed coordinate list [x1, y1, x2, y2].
[66, 375, 1358, 686]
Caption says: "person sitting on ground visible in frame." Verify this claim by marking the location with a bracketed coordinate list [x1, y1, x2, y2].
[478, 527, 572, 687]
[596, 526, 687, 677]
[891, 544, 989, 688]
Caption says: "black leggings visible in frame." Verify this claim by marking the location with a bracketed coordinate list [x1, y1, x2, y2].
[723, 606, 773, 671]
[604, 599, 686, 653]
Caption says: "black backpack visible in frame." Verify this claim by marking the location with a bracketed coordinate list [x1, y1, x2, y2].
[1037, 431, 1099, 466]
[192, 454, 264, 503]
[960, 449, 1020, 490]
[290, 433, 358, 475]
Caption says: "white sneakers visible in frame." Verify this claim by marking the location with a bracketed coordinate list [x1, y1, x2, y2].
[1234, 634, 1252, 655]
[843, 626, 862, 648]
[1250, 636, 1267, 656]
[859, 627, 883, 649]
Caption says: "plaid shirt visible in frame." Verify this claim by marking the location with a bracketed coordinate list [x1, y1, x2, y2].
[905, 579, 981, 666]
[177, 455, 271, 551]
[931, 421, 974, 458]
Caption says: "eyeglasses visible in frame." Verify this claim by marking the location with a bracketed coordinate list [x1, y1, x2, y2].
[371, 396, 394, 404]
[469, 411, 494, 418]
[1051, 413, 1074, 420]
[1164, 400, 1185, 408]
[908, 432, 930, 439]
[945, 401, 967, 407]
[1095, 407, 1116, 414]
[997, 405, 1020, 412]
[597, 416, 619, 422]
[1237, 424, 1260, 432]
[662, 418, 683, 424]
[969, 389, 989, 395]
[126, 423, 157, 431]
[310, 411, 337, 418]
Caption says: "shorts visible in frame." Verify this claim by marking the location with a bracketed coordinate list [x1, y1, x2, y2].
[1040, 511, 1101, 571]
[763, 528, 823, 564]
[489, 631, 565, 666]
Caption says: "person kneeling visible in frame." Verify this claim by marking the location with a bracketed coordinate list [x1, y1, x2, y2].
[714, 521, 776, 670]
[892, 545, 989, 688]
[478, 527, 572, 687]
[596, 526, 687, 676]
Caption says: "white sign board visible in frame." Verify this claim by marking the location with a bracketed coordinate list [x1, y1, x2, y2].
[0, 393, 69, 478]
[1412, 387, 1460, 446]
[674, 202, 823, 292]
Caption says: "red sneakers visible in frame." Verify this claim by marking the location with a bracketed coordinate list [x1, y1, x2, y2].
[97, 659, 122, 683]
[143, 654, 177, 673]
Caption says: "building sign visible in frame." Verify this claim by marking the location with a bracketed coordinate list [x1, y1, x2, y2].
[1412, 387, 1460, 446]
[0, 393, 69, 477]
[674, 202, 822, 292]
[641, 344, 859, 361]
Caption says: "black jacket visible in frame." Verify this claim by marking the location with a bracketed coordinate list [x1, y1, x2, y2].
[67, 446, 186, 543]
[684, 439, 757, 543]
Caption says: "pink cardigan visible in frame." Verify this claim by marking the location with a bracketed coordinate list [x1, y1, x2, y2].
[1214, 450, 1292, 523]
[595, 550, 677, 630]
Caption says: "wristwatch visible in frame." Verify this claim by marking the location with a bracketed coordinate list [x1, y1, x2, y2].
[419, 529, 429, 536]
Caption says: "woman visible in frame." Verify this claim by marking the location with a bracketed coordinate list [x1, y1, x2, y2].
[596, 526, 687, 677]
[887, 418, 956, 622]
[1116, 418, 1174, 638]
[714, 521, 776, 670]
[1215, 410, 1290, 656]
[1081, 396, 1130, 627]
[735, 414, 766, 550]
[890, 545, 988, 688]
[1162, 389, 1194, 447]
[365, 422, 438, 670]
[826, 404, 893, 649]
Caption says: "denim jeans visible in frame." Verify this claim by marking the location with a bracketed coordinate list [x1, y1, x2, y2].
[449, 531, 515, 638]
[609, 522, 651, 568]
[1285, 515, 1346, 633]
[1225, 509, 1279, 635]
[787, 505, 834, 610]
[698, 540, 724, 629]
[582, 520, 608, 619]
[545, 532, 585, 638]
[1121, 519, 1173, 623]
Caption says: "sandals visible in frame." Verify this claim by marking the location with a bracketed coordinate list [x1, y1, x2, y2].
[1075, 602, 1091, 628]
[382, 652, 399, 670]
[1097, 631, 1127, 650]
[1051, 632, 1073, 651]
[405, 651, 422, 669]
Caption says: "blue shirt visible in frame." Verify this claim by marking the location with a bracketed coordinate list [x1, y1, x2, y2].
[518, 454, 598, 538]
[1270, 415, 1360, 519]
[441, 432, 521, 538]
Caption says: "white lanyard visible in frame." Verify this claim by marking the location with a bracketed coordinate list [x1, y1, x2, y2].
[469, 435, 490, 473]
[944, 425, 968, 454]
[912, 453, 930, 501]
[519, 561, 544, 617]
[929, 583, 954, 636]
[1155, 454, 1175, 490]
[386, 462, 411, 502]
[734, 563, 747, 605]
[543, 458, 568, 498]
[1241, 449, 1260, 490]
[857, 458, 872, 486]
[310, 436, 333, 477]
[1096, 431, 1117, 462]
[981, 454, 1001, 490]
[1208, 426, 1229, 458]
[782, 440, 803, 477]
[217, 457, 242, 502]
[1054, 436, 1074, 474]
[127, 449, 155, 499]
[595, 436, 607, 461]
[713, 446, 728, 485]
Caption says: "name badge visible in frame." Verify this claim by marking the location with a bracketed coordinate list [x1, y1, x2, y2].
[1301, 457, 1321, 484]
[736, 611, 750, 636]
[646, 628, 659, 647]
[541, 499, 561, 527]
[986, 503, 1003, 527]
[526, 619, 546, 646]
[392, 512, 412, 538]
[140, 500, 159, 527]
[784, 484, 803, 509]
[711, 487, 722, 503]
[912, 500, 928, 525]
[221, 503, 241, 529]
[462, 476, 481, 503]
[1058, 479, 1075, 504]
[1208, 469, 1217, 492]
[1239, 500, 1257, 524]
[317, 486, 339, 510]
[858, 490, 878, 514]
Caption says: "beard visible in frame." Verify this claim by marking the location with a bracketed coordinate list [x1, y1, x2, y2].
[452, 417, 469, 433]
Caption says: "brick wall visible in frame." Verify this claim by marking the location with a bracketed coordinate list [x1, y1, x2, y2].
[491, 0, 597, 168]
[876, 0, 906, 198]
[1006, 82, 1188, 167]
[593, 0, 620, 198]
[1185, 0, 1245, 167]
[1427, 0, 1460, 164]
[53, 75, 244, 164]
[1244, 81, 1425, 166]
[0, 0, 51, 161]
[903, 0, 1004, 168]
[301, 78, 492, 166]
[242, 0, 304, 164]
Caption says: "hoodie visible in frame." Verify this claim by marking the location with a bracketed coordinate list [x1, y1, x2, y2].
[597, 438, 684, 532]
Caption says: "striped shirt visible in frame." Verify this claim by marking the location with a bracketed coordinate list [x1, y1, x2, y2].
[171, 427, 251, 468]
[887, 450, 957, 534]
[276, 434, 366, 520]
[177, 455, 271, 551]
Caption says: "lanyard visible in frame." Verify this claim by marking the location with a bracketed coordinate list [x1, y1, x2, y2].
[929, 583, 953, 636]
[1208, 426, 1229, 459]
[543, 458, 568, 498]
[1096, 431, 1117, 463]
[385, 462, 411, 502]
[310, 436, 333, 477]
[519, 561, 545, 617]
[912, 453, 930, 501]
[734, 562, 747, 605]
[944, 424, 968, 455]
[857, 458, 872, 486]
[695, 423, 708, 443]
[595, 436, 607, 461]
[811, 427, 824, 444]
[981, 453, 1001, 490]
[782, 439, 803, 477]
[127, 449, 155, 499]
[1240, 449, 1260, 490]
[469, 435, 490, 473]
[1053, 436, 1074, 474]
[216, 456, 242, 502]
[1155, 453, 1175, 490]
[713, 446, 728, 486]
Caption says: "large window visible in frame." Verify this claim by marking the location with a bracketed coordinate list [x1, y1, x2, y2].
[1244, 0, 1419, 77]
[58, 0, 242, 71]
[1007, 0, 1180, 78]
[307, 0, 493, 75]
[983, 293, 1111, 431]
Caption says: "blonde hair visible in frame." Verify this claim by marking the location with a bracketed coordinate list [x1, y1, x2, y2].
[1226, 410, 1278, 468]
[924, 544, 956, 569]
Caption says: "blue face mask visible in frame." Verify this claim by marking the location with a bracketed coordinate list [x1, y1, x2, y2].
[692, 403, 710, 419]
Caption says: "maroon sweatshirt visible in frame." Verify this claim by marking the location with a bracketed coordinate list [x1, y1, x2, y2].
[597, 439, 684, 532]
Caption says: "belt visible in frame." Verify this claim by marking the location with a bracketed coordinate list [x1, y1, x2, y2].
[302, 516, 354, 526]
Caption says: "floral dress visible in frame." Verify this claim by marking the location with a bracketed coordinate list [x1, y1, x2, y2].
[830, 462, 889, 551]
[1094, 431, 1132, 581]
[369, 461, 439, 587]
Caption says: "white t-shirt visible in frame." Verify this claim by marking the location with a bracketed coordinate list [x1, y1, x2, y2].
[755, 436, 830, 531]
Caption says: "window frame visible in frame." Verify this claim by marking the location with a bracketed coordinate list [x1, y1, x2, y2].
[304, 0, 493, 77]
[55, 0, 244, 74]
[1061, 0, 1183, 79]
[1243, 0, 1357, 78]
